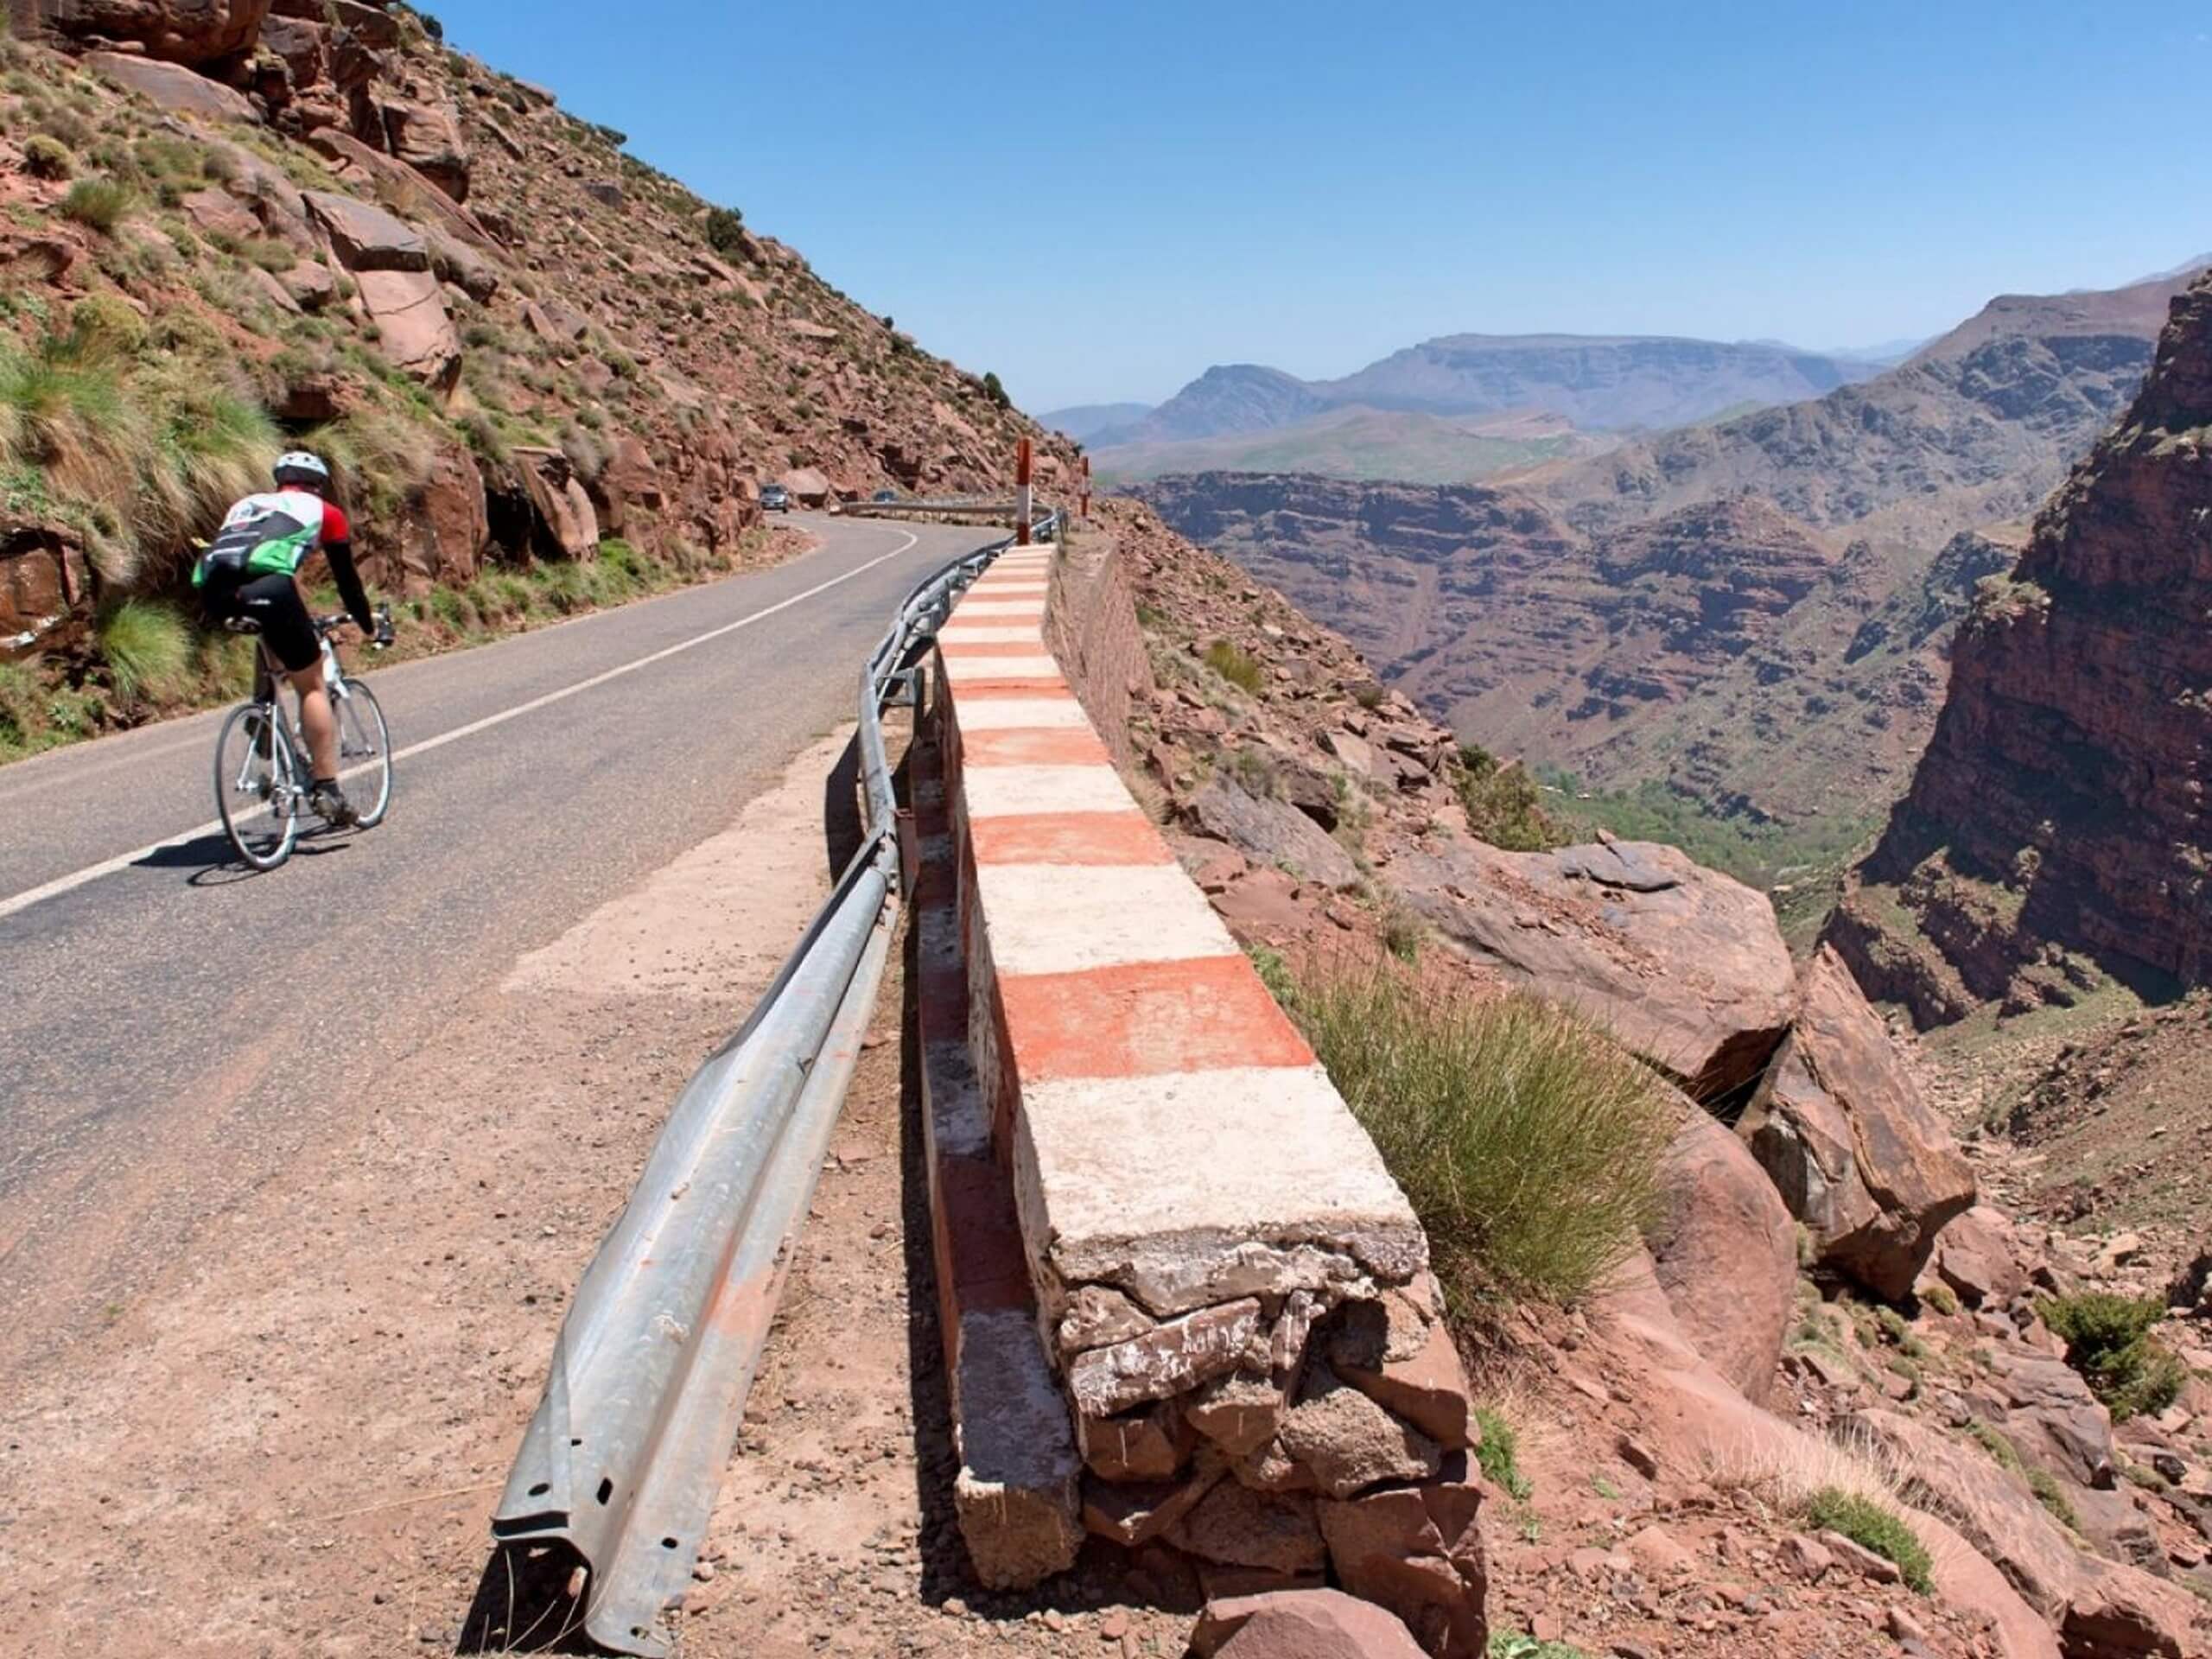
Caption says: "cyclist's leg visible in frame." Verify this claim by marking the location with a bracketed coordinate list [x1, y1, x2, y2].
[236, 574, 336, 780]
[289, 657, 340, 781]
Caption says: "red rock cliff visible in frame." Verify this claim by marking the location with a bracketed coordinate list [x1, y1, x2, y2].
[1835, 271, 2212, 1018]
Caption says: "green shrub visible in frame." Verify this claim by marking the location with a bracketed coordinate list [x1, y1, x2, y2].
[2027, 1467, 2080, 1531]
[60, 177, 132, 232]
[1804, 1488, 1932, 1593]
[2041, 1293, 2187, 1421]
[1458, 742, 1560, 852]
[1288, 962, 1675, 1306]
[1380, 897, 1423, 963]
[1203, 638, 1263, 695]
[703, 204, 746, 257]
[1923, 1283, 1960, 1317]
[69, 291, 145, 355]
[96, 598, 189, 702]
[1352, 681, 1387, 710]
[1473, 1407, 1532, 1501]
[23, 133, 73, 180]
[238, 237, 297, 273]
[1967, 1421, 2024, 1475]
[133, 135, 209, 187]
[980, 370, 1010, 410]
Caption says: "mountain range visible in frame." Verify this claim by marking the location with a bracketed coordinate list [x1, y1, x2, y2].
[1130, 261, 2208, 907]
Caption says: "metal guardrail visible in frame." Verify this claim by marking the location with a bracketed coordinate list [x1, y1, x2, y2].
[836, 496, 1019, 519]
[490, 512, 1060, 1656]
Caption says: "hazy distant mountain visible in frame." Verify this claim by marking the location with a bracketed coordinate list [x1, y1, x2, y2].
[1313, 334, 1885, 429]
[1089, 404, 1616, 487]
[1039, 402, 1152, 442]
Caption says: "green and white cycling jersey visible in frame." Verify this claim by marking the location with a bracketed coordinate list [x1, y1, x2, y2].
[194, 488, 353, 587]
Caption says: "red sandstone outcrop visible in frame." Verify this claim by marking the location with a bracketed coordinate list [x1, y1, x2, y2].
[1738, 945, 1977, 1300]
[16, 0, 270, 63]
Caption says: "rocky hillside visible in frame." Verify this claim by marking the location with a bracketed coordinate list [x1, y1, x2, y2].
[0, 0, 1059, 749]
[1074, 495, 2212, 1659]
[1833, 270, 2212, 1028]
[1132, 265, 2200, 899]
[1091, 404, 1607, 487]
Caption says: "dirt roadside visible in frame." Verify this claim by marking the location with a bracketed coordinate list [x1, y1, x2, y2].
[0, 724, 1186, 1657]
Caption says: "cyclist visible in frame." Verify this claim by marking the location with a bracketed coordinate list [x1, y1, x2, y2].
[195, 452, 383, 827]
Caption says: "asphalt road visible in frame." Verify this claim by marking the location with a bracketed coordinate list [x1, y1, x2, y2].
[0, 513, 989, 1380]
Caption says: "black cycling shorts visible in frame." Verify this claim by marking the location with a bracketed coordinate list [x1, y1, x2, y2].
[210, 571, 320, 673]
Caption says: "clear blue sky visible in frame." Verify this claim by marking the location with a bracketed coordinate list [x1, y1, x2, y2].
[428, 1, 2208, 412]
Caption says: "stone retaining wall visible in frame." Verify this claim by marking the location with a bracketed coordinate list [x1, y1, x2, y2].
[918, 539, 1488, 1655]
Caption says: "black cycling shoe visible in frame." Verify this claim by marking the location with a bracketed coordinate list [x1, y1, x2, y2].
[308, 781, 359, 827]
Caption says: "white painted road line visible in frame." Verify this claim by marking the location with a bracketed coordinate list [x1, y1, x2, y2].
[0, 529, 920, 925]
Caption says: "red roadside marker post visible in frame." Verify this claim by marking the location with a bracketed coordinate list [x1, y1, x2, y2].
[1015, 437, 1034, 545]
[1080, 454, 1091, 522]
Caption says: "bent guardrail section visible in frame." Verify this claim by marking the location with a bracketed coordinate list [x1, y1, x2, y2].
[491, 512, 1058, 1656]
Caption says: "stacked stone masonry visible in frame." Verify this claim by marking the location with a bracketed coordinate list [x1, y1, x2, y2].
[917, 541, 1487, 1656]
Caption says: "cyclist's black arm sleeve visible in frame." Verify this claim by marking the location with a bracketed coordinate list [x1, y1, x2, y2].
[327, 540, 375, 632]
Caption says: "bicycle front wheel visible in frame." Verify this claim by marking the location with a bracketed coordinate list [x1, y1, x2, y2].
[214, 702, 300, 869]
[332, 678, 392, 827]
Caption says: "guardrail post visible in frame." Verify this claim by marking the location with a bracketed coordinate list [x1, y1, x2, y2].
[1014, 438, 1033, 545]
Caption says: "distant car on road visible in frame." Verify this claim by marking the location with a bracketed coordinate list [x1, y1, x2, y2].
[760, 484, 791, 512]
[871, 489, 899, 503]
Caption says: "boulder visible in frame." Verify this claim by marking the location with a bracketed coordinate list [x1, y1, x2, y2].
[1076, 1400, 1187, 1483]
[512, 448, 600, 562]
[41, 0, 270, 63]
[1642, 1096, 1797, 1406]
[375, 91, 472, 202]
[270, 0, 397, 48]
[1738, 945, 1976, 1300]
[0, 520, 88, 634]
[180, 186, 259, 243]
[394, 441, 488, 590]
[1937, 1205, 2032, 1309]
[1193, 1589, 1427, 1659]
[1971, 1346, 2119, 1491]
[1395, 836, 1796, 1099]
[257, 12, 330, 88]
[423, 225, 499, 302]
[83, 51, 257, 121]
[2171, 1243, 2211, 1318]
[303, 189, 429, 271]
[276, 258, 339, 311]
[1317, 1472, 1488, 1659]
[353, 266, 460, 391]
[306, 129, 495, 249]
[1854, 1408, 2083, 1618]
[2061, 1565, 2200, 1659]
[595, 434, 664, 538]
[779, 467, 832, 508]
[1187, 777, 1362, 893]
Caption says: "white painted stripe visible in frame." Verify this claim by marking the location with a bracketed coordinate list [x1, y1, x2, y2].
[967, 581, 1048, 595]
[950, 601, 1048, 618]
[940, 652, 1061, 682]
[961, 765, 1136, 820]
[949, 697, 1090, 730]
[1014, 1065, 1421, 1300]
[0, 528, 925, 923]
[975, 862, 1236, 975]
[937, 626, 1043, 645]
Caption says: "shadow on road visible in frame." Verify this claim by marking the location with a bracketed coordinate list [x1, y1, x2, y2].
[131, 825, 359, 887]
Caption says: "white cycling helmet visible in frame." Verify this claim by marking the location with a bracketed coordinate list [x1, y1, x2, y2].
[273, 450, 332, 488]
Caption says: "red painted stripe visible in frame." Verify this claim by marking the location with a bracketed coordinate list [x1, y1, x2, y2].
[959, 727, 1115, 768]
[997, 955, 1315, 1082]
[969, 810, 1175, 867]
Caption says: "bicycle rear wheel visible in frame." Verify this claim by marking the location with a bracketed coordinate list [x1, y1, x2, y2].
[214, 701, 300, 869]
[331, 678, 392, 828]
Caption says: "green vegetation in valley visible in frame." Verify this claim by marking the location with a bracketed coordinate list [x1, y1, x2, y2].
[1803, 1487, 1933, 1593]
[1285, 957, 1674, 1306]
[1489, 1633, 1588, 1659]
[2040, 1292, 2188, 1421]
[1547, 772, 1880, 947]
